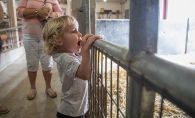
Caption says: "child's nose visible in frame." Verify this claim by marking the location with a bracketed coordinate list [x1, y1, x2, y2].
[78, 32, 82, 37]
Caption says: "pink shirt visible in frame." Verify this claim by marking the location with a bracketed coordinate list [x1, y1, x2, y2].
[16, 0, 64, 35]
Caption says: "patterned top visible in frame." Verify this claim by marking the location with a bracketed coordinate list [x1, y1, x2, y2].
[16, 0, 64, 34]
[53, 53, 88, 117]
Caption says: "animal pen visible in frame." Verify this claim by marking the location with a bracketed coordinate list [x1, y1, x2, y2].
[1, 0, 194, 117]
[74, 0, 195, 118]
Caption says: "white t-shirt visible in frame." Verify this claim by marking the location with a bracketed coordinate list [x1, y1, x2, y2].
[53, 53, 88, 117]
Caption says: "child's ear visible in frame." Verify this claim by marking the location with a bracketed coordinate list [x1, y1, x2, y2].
[55, 40, 63, 46]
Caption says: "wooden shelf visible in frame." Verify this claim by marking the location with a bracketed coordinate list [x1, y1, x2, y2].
[97, 12, 116, 14]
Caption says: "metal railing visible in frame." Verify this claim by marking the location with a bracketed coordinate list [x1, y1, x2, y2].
[88, 39, 195, 118]
[89, 40, 129, 118]
[0, 24, 23, 51]
[78, 0, 195, 117]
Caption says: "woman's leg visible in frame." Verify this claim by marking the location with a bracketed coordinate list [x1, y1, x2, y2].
[39, 39, 56, 98]
[43, 70, 57, 97]
[42, 70, 52, 89]
[23, 34, 39, 100]
[27, 71, 37, 100]
[28, 71, 37, 89]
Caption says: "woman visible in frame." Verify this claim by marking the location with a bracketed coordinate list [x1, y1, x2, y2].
[16, 0, 64, 100]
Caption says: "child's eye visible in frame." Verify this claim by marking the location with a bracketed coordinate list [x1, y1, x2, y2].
[72, 29, 78, 33]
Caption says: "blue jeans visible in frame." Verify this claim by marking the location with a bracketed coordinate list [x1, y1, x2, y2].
[57, 112, 85, 118]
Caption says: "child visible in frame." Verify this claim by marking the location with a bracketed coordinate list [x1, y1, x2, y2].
[42, 15, 102, 118]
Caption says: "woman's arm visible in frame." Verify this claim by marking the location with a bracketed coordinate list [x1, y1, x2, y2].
[22, 8, 37, 19]
[17, 0, 50, 20]
[23, 8, 50, 20]
[49, 0, 64, 18]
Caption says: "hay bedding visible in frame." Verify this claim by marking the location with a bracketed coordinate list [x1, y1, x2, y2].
[154, 94, 191, 118]
[103, 67, 127, 118]
[99, 55, 194, 118]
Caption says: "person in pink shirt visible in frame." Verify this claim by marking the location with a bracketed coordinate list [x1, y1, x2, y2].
[16, 0, 64, 100]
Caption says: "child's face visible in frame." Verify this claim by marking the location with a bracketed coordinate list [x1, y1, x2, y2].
[60, 23, 82, 54]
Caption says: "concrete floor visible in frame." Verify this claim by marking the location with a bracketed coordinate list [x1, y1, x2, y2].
[0, 54, 62, 118]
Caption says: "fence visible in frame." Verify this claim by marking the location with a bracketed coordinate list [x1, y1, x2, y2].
[0, 16, 23, 51]
[89, 40, 129, 118]
[77, 0, 195, 118]
[88, 39, 195, 118]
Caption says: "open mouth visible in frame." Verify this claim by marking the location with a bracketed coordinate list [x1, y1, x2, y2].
[77, 40, 81, 46]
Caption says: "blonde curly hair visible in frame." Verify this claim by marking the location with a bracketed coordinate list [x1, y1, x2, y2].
[42, 15, 78, 55]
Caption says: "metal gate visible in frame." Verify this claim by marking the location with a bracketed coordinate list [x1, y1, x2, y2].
[77, 0, 195, 117]
[88, 40, 195, 118]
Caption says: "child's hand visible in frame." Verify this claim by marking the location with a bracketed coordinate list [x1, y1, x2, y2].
[83, 35, 102, 50]
[81, 34, 93, 46]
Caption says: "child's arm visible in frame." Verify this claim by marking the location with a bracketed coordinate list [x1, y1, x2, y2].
[76, 35, 102, 80]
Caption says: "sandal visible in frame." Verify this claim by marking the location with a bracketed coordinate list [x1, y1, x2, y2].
[0, 104, 9, 114]
[27, 89, 37, 100]
[45, 88, 57, 98]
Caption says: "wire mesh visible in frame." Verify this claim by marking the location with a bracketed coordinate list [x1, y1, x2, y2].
[88, 44, 194, 118]
[89, 46, 127, 118]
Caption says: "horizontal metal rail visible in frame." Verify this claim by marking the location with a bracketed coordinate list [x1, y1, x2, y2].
[0, 26, 23, 32]
[130, 52, 195, 117]
[93, 39, 195, 117]
[93, 39, 130, 64]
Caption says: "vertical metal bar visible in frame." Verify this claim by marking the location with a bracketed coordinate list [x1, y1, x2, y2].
[100, 50, 104, 117]
[82, 0, 91, 34]
[97, 49, 100, 118]
[91, 0, 96, 35]
[159, 96, 164, 118]
[105, 54, 108, 118]
[110, 57, 113, 118]
[80, 6, 95, 105]
[92, 47, 96, 117]
[126, 68, 130, 117]
[92, 47, 94, 117]
[88, 49, 92, 117]
[117, 61, 120, 118]
[127, 0, 159, 118]
[8, 19, 12, 43]
[74, 2, 91, 117]
[92, 47, 95, 118]
[129, 0, 159, 56]
[184, 18, 189, 54]
[94, 47, 97, 118]
[90, 47, 92, 117]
